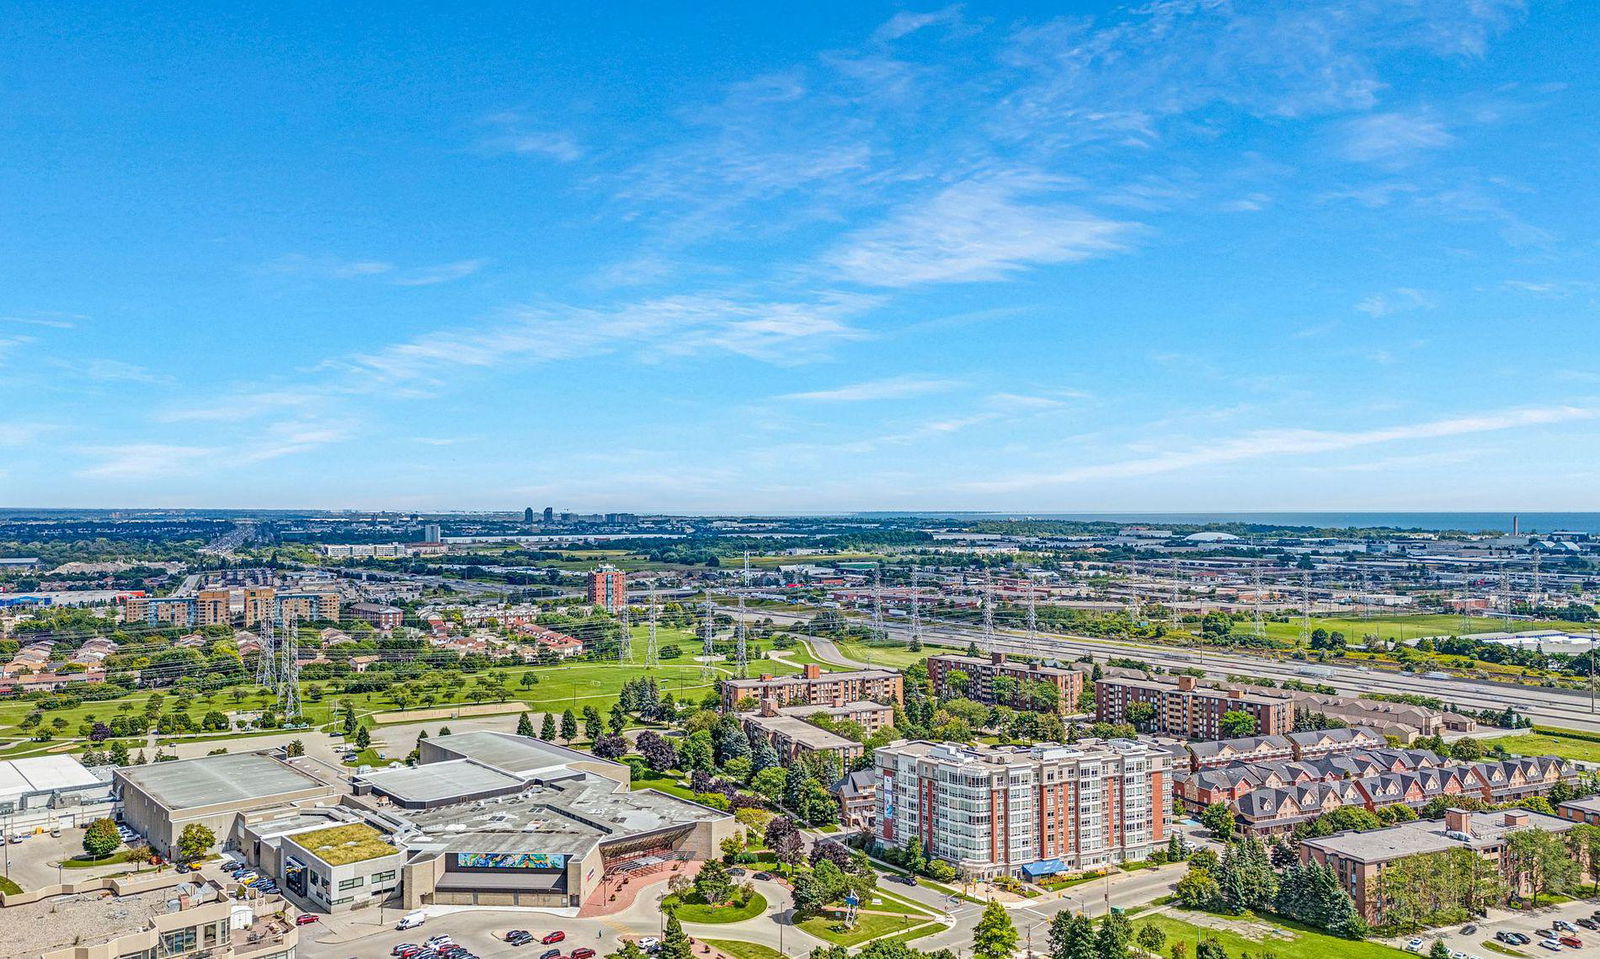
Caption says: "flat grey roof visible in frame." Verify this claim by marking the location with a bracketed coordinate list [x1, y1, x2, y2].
[1303, 808, 1573, 862]
[430, 731, 623, 777]
[0, 756, 101, 800]
[117, 753, 328, 810]
[746, 714, 859, 751]
[358, 759, 525, 804]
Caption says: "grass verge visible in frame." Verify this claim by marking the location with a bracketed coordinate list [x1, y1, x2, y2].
[796, 913, 924, 946]
[1140, 912, 1410, 959]
[701, 939, 789, 959]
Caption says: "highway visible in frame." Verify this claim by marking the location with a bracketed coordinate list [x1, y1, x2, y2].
[730, 605, 1600, 735]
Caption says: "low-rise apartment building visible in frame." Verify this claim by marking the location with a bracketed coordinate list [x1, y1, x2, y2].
[721, 663, 903, 710]
[741, 707, 864, 768]
[1300, 807, 1574, 922]
[874, 737, 1169, 879]
[1097, 673, 1293, 740]
[348, 601, 403, 630]
[927, 652, 1083, 713]
[1288, 690, 1477, 741]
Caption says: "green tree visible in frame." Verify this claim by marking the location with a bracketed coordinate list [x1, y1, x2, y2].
[661, 915, 693, 959]
[1134, 924, 1165, 956]
[1429, 941, 1451, 959]
[693, 857, 735, 907]
[561, 708, 578, 742]
[1175, 869, 1221, 910]
[541, 712, 558, 740]
[1199, 802, 1236, 841]
[1216, 837, 1277, 915]
[83, 817, 120, 860]
[1047, 911, 1096, 959]
[285, 739, 305, 757]
[1094, 911, 1132, 959]
[583, 705, 604, 742]
[518, 712, 535, 737]
[354, 725, 371, 750]
[971, 900, 1018, 959]
[177, 822, 216, 862]
[1219, 710, 1258, 738]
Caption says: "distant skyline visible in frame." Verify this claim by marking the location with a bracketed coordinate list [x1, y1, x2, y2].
[3, 2, 1598, 512]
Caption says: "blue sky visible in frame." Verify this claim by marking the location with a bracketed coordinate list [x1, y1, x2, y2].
[2, 1, 1598, 512]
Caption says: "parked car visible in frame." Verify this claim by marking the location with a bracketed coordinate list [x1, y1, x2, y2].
[540, 949, 561, 959]
[728, 868, 747, 877]
[1404, 940, 1424, 954]
[1538, 942, 1561, 953]
[1578, 919, 1598, 931]
[425, 936, 453, 947]
[752, 872, 773, 881]
[295, 914, 320, 926]
[1560, 937, 1583, 949]
[1508, 934, 1532, 945]
[1555, 921, 1578, 933]
[636, 939, 660, 953]
[573, 948, 596, 959]
[886, 874, 917, 886]
[392, 945, 419, 957]
[507, 932, 533, 946]
[1461, 925, 1478, 935]
[542, 932, 566, 945]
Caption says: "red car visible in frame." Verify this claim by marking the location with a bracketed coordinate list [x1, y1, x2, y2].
[1561, 936, 1583, 949]
[543, 932, 567, 945]
[573, 949, 596, 959]
[295, 914, 320, 925]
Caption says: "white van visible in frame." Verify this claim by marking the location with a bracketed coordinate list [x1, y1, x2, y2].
[397, 912, 427, 931]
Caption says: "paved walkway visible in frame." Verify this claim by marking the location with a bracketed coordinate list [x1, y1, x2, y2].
[579, 860, 704, 917]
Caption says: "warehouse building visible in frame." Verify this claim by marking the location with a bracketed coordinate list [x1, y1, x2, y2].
[0, 755, 114, 833]
[113, 753, 340, 858]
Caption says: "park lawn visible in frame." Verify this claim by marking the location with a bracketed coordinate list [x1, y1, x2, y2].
[1494, 731, 1600, 764]
[0, 875, 21, 895]
[831, 640, 928, 670]
[701, 940, 788, 959]
[344, 747, 386, 767]
[873, 922, 947, 947]
[796, 913, 924, 946]
[864, 888, 935, 916]
[665, 892, 768, 923]
[63, 848, 147, 868]
[1140, 912, 1410, 959]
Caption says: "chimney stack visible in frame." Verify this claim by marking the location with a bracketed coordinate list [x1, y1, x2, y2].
[1177, 675, 1198, 692]
[803, 663, 822, 680]
[1445, 808, 1470, 833]
[991, 651, 1007, 665]
[1503, 810, 1529, 827]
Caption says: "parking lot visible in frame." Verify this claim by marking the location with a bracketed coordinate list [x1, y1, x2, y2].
[1396, 897, 1600, 956]
[2, 826, 101, 890]
[297, 911, 642, 959]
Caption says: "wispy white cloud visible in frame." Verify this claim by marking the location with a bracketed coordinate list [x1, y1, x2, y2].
[391, 260, 487, 287]
[1355, 287, 1434, 318]
[0, 423, 49, 446]
[779, 375, 962, 402]
[1339, 112, 1455, 166]
[825, 176, 1134, 287]
[476, 112, 583, 162]
[74, 444, 219, 480]
[966, 406, 1597, 491]
[872, 6, 963, 43]
[0, 311, 85, 329]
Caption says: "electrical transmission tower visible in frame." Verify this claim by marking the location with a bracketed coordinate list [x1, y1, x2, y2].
[736, 551, 750, 678]
[1533, 548, 1543, 604]
[982, 569, 995, 652]
[278, 616, 301, 721]
[618, 600, 632, 664]
[257, 608, 277, 689]
[1169, 557, 1181, 628]
[701, 590, 717, 679]
[909, 566, 923, 648]
[645, 585, 659, 668]
[1500, 567, 1514, 628]
[1026, 577, 1038, 647]
[1297, 572, 1312, 646]
[1249, 565, 1266, 640]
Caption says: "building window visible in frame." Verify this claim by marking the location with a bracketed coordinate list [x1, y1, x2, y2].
[161, 927, 198, 955]
[371, 870, 396, 884]
[339, 876, 364, 890]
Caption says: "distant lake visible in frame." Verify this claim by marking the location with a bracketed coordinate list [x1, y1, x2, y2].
[856, 512, 1600, 534]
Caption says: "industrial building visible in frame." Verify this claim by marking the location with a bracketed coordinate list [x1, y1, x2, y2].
[113, 753, 340, 858]
[0, 755, 114, 833]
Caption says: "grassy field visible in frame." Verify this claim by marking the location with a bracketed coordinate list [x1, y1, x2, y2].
[1140, 911, 1410, 959]
[0, 654, 810, 760]
[864, 888, 935, 916]
[701, 940, 788, 959]
[1260, 614, 1570, 645]
[796, 913, 925, 946]
[1495, 729, 1600, 764]
[665, 892, 768, 923]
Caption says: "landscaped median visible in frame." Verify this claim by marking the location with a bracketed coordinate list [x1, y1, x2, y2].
[664, 891, 768, 923]
[795, 912, 931, 947]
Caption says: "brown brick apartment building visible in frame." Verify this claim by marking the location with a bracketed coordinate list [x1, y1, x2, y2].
[721, 663, 903, 710]
[927, 652, 1084, 713]
[1096, 673, 1292, 740]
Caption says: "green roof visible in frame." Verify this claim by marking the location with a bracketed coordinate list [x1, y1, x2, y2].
[293, 823, 398, 865]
